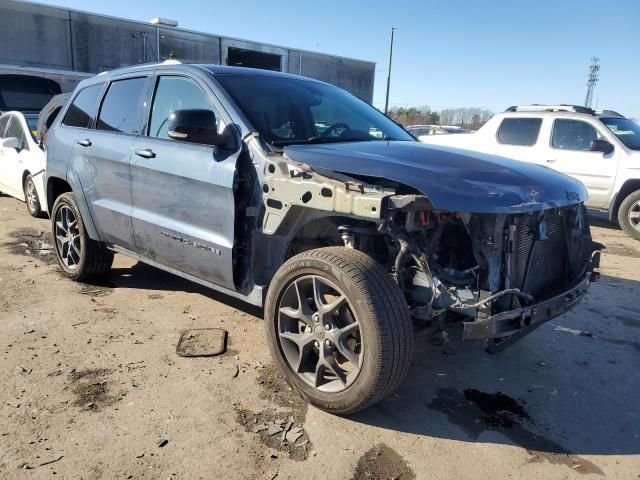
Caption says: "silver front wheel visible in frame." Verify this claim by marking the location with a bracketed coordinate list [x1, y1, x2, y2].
[628, 199, 640, 232]
[24, 175, 42, 217]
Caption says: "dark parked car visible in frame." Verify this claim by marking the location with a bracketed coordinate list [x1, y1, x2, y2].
[45, 64, 601, 414]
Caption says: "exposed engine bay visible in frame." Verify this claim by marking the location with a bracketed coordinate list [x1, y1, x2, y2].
[242, 139, 601, 352]
[363, 195, 600, 351]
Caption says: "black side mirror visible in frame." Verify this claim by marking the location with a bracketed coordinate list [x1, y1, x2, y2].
[167, 109, 229, 147]
[590, 139, 614, 155]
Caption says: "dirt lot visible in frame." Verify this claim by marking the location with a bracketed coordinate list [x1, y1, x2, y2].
[1, 194, 639, 479]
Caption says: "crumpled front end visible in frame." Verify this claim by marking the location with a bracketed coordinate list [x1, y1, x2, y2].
[379, 197, 602, 352]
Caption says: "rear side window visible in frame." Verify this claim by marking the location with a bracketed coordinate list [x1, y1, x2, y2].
[551, 119, 599, 151]
[497, 118, 542, 146]
[0, 115, 9, 138]
[97, 78, 147, 135]
[62, 84, 103, 128]
[5, 116, 27, 149]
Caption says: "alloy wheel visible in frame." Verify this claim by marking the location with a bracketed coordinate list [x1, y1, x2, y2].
[55, 205, 81, 269]
[26, 179, 38, 212]
[628, 200, 640, 231]
[277, 275, 363, 393]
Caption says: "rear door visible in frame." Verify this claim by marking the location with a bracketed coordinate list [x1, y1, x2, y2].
[543, 118, 616, 208]
[130, 73, 239, 289]
[69, 76, 149, 249]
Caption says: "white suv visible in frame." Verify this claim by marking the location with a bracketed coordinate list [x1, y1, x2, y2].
[420, 105, 640, 239]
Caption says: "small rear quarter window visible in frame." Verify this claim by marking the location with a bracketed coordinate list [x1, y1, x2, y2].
[497, 118, 542, 146]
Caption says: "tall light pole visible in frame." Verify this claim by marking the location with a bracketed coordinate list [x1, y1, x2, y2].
[150, 17, 178, 62]
[384, 27, 396, 115]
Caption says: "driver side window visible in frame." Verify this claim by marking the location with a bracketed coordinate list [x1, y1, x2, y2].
[149, 76, 223, 142]
[551, 119, 600, 151]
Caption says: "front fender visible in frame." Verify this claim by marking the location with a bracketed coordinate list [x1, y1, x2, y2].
[66, 170, 102, 242]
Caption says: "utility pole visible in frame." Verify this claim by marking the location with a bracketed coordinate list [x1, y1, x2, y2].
[384, 27, 396, 115]
[584, 56, 600, 109]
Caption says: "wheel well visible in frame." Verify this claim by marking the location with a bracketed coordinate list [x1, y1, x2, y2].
[21, 170, 31, 191]
[47, 177, 72, 215]
[611, 180, 640, 221]
[250, 215, 379, 287]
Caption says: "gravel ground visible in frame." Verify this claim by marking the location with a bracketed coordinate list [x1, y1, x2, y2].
[0, 194, 638, 479]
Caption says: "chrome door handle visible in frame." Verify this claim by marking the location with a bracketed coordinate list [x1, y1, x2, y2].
[134, 148, 156, 159]
[77, 139, 92, 147]
[546, 159, 557, 163]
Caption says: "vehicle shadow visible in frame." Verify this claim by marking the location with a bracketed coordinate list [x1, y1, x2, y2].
[105, 261, 263, 317]
[588, 210, 621, 231]
[348, 273, 640, 459]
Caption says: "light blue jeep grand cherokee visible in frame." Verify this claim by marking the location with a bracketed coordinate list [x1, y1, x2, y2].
[45, 63, 600, 414]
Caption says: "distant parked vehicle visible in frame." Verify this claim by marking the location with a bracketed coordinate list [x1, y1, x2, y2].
[407, 124, 469, 141]
[420, 105, 640, 240]
[37, 93, 72, 146]
[0, 74, 61, 115]
[0, 111, 47, 216]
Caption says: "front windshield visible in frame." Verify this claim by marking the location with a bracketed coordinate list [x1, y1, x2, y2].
[600, 117, 640, 151]
[215, 74, 413, 146]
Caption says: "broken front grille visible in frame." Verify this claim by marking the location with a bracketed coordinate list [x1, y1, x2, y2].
[510, 211, 568, 300]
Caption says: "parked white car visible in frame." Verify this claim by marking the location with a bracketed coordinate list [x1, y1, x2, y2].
[0, 111, 47, 217]
[420, 105, 640, 239]
[407, 124, 469, 141]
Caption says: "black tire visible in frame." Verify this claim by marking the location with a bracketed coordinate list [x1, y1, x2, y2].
[617, 190, 640, 241]
[24, 174, 44, 218]
[264, 247, 414, 415]
[51, 192, 114, 281]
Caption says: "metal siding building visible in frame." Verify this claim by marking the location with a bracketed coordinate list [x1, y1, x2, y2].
[0, 0, 375, 101]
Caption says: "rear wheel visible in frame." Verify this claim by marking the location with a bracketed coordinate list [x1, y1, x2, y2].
[618, 190, 640, 241]
[51, 192, 113, 281]
[264, 247, 413, 414]
[24, 175, 43, 218]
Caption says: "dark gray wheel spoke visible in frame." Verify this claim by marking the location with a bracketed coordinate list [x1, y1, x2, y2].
[312, 278, 347, 315]
[315, 352, 347, 387]
[335, 338, 360, 368]
[281, 331, 315, 372]
[336, 321, 359, 339]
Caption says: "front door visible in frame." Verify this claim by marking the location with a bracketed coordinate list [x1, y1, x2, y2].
[130, 74, 239, 290]
[543, 118, 617, 209]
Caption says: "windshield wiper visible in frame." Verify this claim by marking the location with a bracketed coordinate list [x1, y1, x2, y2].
[271, 135, 403, 147]
[271, 137, 356, 147]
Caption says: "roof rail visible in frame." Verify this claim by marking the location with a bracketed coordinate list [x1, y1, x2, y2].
[595, 109, 625, 118]
[505, 104, 595, 115]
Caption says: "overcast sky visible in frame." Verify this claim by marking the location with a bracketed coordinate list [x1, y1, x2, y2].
[36, 0, 640, 118]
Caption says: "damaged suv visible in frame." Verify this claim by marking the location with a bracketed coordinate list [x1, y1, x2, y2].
[46, 64, 601, 414]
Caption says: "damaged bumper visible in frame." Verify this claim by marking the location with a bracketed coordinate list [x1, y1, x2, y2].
[463, 253, 600, 354]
